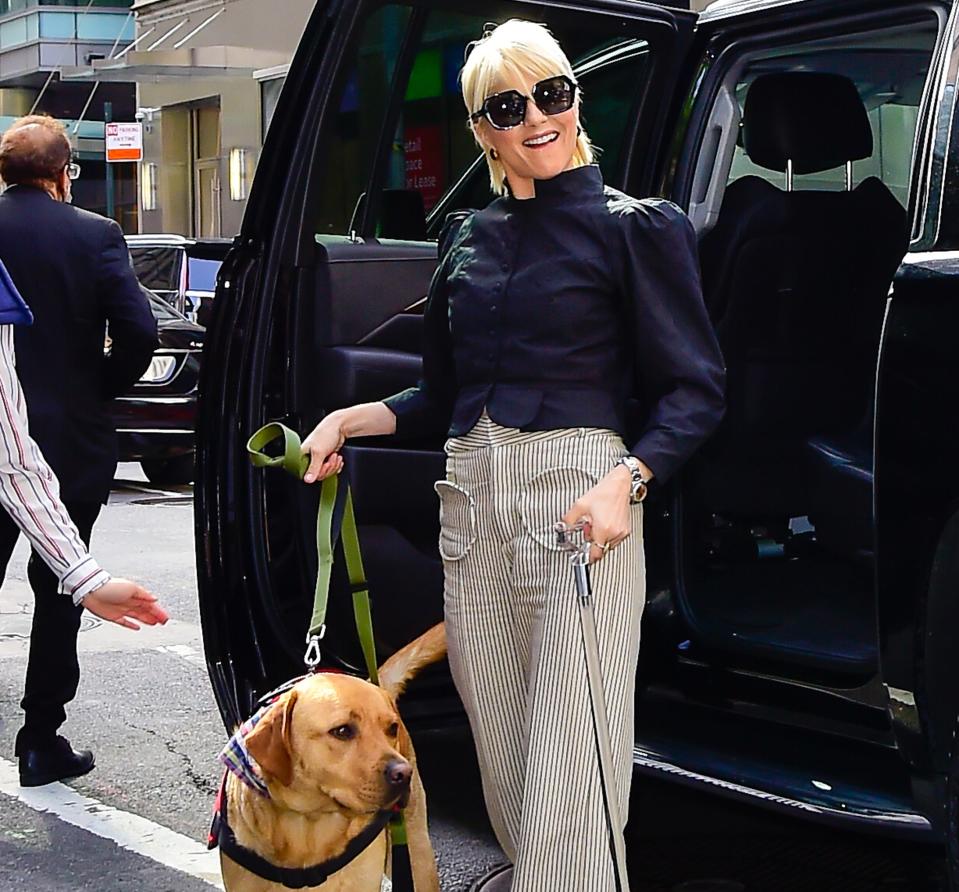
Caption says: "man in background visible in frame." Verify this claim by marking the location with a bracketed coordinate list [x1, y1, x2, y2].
[0, 115, 159, 785]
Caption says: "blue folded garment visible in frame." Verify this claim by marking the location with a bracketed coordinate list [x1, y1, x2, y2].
[0, 259, 32, 326]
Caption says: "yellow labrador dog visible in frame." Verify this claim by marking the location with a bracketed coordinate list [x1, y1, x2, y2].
[218, 622, 446, 892]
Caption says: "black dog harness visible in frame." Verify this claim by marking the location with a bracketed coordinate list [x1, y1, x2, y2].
[209, 772, 400, 889]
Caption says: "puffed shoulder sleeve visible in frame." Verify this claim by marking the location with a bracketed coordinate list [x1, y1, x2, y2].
[613, 199, 726, 484]
[382, 211, 471, 439]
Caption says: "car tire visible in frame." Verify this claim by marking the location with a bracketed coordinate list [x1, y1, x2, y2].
[141, 453, 195, 486]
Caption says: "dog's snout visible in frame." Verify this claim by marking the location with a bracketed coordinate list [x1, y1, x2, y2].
[385, 758, 412, 788]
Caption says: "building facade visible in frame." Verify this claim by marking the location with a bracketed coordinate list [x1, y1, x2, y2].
[63, 0, 311, 237]
[0, 0, 136, 225]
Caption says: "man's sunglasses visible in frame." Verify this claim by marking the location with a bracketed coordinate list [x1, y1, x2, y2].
[469, 74, 578, 131]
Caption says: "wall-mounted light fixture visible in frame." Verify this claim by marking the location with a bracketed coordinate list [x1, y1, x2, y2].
[141, 161, 157, 211]
[229, 147, 250, 201]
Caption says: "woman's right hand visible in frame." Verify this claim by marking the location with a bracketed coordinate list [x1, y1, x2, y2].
[300, 402, 398, 484]
[301, 416, 346, 483]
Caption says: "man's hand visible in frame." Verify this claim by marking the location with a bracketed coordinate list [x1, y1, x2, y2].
[81, 579, 169, 630]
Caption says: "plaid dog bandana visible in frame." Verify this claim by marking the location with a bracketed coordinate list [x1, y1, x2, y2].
[218, 705, 271, 797]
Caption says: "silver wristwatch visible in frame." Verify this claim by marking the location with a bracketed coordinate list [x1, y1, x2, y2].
[615, 455, 649, 504]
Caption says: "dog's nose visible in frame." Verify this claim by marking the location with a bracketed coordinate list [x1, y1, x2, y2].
[384, 758, 412, 788]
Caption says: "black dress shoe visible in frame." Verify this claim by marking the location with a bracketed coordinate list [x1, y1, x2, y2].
[18, 736, 95, 787]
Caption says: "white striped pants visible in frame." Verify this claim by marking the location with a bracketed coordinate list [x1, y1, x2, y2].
[436, 412, 646, 891]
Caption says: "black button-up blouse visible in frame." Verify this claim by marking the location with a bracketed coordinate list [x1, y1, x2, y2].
[383, 164, 726, 484]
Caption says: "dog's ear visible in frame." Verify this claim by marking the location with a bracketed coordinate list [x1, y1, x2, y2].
[395, 715, 415, 764]
[246, 689, 298, 787]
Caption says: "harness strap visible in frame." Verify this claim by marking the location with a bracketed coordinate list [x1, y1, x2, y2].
[212, 773, 394, 889]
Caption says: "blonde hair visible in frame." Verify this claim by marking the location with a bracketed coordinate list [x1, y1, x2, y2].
[461, 19, 594, 196]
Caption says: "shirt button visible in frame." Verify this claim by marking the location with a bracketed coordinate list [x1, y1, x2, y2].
[501, 263, 508, 271]
[490, 305, 497, 311]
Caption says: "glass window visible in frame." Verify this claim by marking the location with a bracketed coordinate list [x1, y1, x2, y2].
[261, 77, 285, 143]
[76, 11, 132, 41]
[726, 23, 939, 209]
[146, 290, 184, 322]
[187, 257, 221, 292]
[195, 105, 220, 162]
[0, 13, 26, 45]
[129, 245, 182, 294]
[38, 10, 74, 38]
[311, 4, 653, 238]
[313, 5, 412, 236]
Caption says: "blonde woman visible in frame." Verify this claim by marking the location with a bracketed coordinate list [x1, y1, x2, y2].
[301, 19, 725, 890]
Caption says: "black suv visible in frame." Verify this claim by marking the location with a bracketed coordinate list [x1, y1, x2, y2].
[196, 0, 959, 882]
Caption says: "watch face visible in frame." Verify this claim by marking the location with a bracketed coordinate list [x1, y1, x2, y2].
[630, 481, 648, 503]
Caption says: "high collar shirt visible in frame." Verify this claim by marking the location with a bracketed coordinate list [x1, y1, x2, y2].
[383, 164, 726, 484]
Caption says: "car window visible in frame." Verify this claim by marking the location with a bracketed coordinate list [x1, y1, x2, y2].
[145, 290, 184, 322]
[313, 5, 413, 237]
[187, 257, 221, 292]
[130, 246, 182, 294]
[726, 22, 940, 209]
[311, 4, 654, 239]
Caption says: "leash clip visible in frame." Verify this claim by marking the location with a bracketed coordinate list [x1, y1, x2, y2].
[554, 521, 592, 604]
[554, 519, 591, 564]
[303, 626, 326, 670]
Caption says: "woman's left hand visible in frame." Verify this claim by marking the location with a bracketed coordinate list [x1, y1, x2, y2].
[562, 465, 633, 564]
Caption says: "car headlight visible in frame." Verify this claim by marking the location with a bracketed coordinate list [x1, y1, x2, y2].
[140, 355, 177, 384]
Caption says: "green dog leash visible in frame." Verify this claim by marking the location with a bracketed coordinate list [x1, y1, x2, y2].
[246, 423, 410, 858]
[246, 422, 379, 685]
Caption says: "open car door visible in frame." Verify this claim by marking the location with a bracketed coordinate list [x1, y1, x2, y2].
[196, 0, 699, 730]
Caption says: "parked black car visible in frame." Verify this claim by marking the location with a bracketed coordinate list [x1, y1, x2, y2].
[125, 235, 230, 325]
[114, 290, 203, 485]
[196, 0, 959, 882]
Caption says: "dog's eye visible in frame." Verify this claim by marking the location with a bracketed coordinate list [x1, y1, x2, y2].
[330, 724, 356, 741]
[386, 722, 399, 738]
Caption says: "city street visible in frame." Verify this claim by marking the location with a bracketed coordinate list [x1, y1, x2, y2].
[0, 466, 948, 891]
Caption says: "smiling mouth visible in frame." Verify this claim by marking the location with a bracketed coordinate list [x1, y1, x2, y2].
[523, 131, 559, 148]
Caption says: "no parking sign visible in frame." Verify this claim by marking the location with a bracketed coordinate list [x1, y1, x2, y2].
[105, 122, 143, 163]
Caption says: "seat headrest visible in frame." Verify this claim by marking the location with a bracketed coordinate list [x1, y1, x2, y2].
[742, 72, 872, 174]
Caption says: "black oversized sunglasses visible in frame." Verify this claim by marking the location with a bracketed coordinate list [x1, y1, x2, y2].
[469, 74, 578, 131]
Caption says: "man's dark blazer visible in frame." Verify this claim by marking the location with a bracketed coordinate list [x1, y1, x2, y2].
[0, 185, 158, 504]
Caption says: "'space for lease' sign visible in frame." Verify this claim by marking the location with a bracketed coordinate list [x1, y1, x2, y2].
[105, 122, 143, 163]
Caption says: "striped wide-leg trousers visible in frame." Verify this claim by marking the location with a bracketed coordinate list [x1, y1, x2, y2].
[436, 411, 646, 892]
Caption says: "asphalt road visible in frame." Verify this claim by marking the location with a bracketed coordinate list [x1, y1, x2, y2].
[0, 465, 949, 891]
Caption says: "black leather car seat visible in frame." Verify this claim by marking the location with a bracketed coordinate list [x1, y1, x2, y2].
[805, 408, 875, 564]
[695, 71, 908, 517]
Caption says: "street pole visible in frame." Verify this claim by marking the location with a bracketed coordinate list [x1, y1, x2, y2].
[104, 100, 115, 222]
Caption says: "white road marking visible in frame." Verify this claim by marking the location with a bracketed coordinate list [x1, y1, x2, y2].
[0, 757, 224, 889]
[115, 481, 187, 499]
[156, 643, 209, 670]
